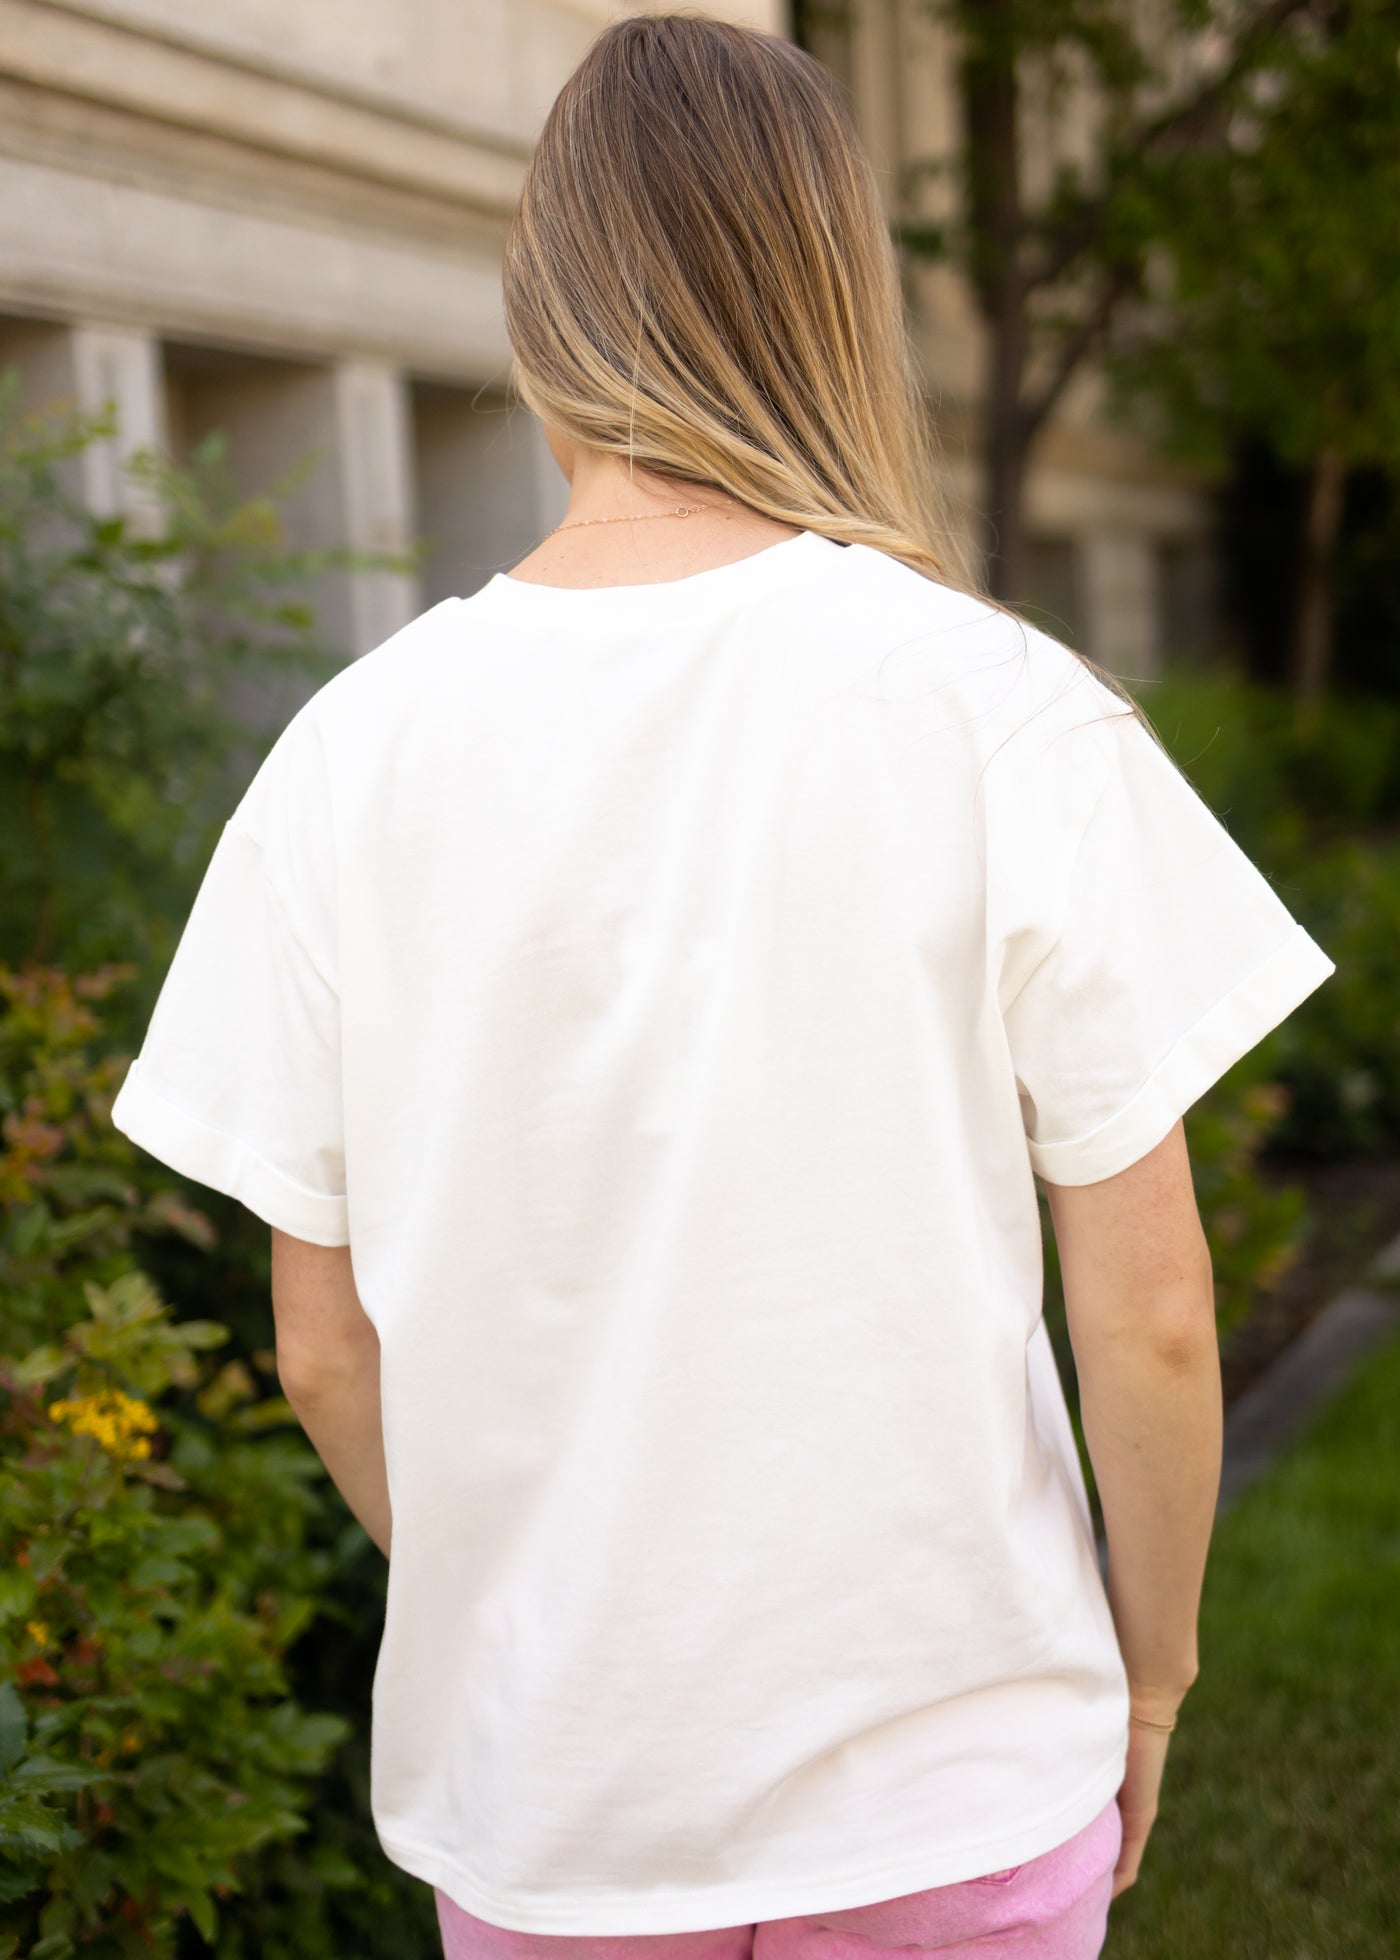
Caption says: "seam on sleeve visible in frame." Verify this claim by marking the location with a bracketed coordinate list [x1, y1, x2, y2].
[1027, 922, 1336, 1187]
[224, 815, 340, 999]
[110, 1057, 350, 1246]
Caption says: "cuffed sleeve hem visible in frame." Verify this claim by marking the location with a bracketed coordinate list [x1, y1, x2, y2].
[1026, 922, 1337, 1188]
[110, 1057, 351, 1246]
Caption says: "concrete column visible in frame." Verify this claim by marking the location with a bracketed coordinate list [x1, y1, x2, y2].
[163, 348, 422, 666]
[69, 325, 166, 519]
[0, 319, 166, 523]
[331, 360, 420, 653]
[411, 387, 567, 605]
[849, 0, 905, 216]
[1078, 528, 1161, 683]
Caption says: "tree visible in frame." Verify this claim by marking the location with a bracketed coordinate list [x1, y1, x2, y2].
[1102, 0, 1400, 723]
[875, 0, 1325, 601]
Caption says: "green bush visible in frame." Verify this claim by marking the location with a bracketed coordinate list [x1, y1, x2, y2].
[0, 968, 439, 1960]
[1137, 670, 1400, 847]
[1266, 836, 1400, 1156]
[0, 387, 443, 1959]
[0, 370, 391, 1008]
[0, 965, 386, 1959]
[1134, 673, 1400, 1156]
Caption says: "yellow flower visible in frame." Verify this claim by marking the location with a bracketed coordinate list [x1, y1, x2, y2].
[46, 1389, 161, 1461]
[25, 1620, 50, 1646]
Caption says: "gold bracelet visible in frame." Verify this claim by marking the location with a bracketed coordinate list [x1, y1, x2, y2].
[1128, 1711, 1178, 1734]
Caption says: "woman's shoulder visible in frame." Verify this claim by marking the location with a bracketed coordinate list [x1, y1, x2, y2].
[827, 542, 1128, 750]
[284, 597, 466, 740]
[327, 596, 466, 693]
[821, 542, 1064, 683]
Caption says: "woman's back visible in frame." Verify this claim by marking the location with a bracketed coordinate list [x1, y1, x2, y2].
[107, 9, 1338, 1946]
[111, 521, 1332, 1929]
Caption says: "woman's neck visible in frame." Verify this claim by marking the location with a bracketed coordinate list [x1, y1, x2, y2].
[505, 446, 801, 590]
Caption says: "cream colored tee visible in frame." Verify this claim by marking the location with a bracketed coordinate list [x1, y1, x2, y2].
[111, 528, 1336, 1933]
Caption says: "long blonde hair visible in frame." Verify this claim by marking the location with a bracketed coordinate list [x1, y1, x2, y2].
[501, 9, 1159, 741]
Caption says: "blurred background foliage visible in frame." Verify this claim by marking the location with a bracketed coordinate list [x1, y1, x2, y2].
[0, 394, 441, 1958]
[0, 370, 349, 1024]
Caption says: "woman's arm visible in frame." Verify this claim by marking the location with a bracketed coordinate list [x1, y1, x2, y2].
[1042, 1117, 1223, 1896]
[269, 1230, 393, 1559]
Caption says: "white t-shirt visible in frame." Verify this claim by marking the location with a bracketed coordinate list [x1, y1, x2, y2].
[110, 527, 1336, 1934]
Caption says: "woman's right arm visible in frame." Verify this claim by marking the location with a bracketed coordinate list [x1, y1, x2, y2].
[1042, 1116, 1224, 1897]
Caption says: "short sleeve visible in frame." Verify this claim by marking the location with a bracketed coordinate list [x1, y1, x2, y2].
[110, 705, 348, 1245]
[1001, 702, 1337, 1187]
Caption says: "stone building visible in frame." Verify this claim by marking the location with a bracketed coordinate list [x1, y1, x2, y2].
[0, 0, 1221, 699]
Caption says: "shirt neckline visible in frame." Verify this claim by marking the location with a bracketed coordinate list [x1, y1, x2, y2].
[475, 527, 833, 607]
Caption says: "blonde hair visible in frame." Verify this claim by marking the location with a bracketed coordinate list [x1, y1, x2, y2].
[502, 8, 1159, 743]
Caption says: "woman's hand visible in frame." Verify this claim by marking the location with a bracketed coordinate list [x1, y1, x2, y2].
[1112, 1708, 1182, 1897]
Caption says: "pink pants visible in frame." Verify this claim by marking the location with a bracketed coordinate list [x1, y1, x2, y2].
[435, 1798, 1123, 1960]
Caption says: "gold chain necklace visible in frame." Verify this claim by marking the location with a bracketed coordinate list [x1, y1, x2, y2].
[547, 502, 719, 536]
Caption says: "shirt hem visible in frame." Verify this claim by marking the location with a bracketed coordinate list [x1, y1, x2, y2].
[1026, 921, 1336, 1187]
[110, 1058, 350, 1246]
[376, 1754, 1127, 1937]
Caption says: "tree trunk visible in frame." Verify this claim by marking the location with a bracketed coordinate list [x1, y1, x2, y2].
[960, 1, 1029, 601]
[984, 321, 1030, 601]
[1290, 437, 1346, 731]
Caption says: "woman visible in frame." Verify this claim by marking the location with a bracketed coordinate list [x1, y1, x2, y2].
[110, 12, 1336, 1959]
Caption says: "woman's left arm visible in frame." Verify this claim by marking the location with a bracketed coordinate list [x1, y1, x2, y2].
[270, 1229, 392, 1559]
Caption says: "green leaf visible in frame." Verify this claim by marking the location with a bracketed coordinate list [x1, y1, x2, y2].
[0, 1682, 28, 1774]
[9, 1203, 47, 1255]
[9, 1756, 106, 1793]
[173, 1319, 232, 1350]
[24, 1539, 64, 1584]
[80, 1279, 118, 1324]
[29, 1936, 77, 1960]
[0, 1863, 46, 1905]
[230, 1395, 299, 1432]
[70, 1847, 118, 1915]
[11, 1345, 72, 1388]
[285, 1710, 353, 1755]
[0, 1571, 38, 1625]
[127, 1555, 188, 1589]
[37, 1891, 76, 1938]
[186, 1885, 218, 1942]
[47, 1207, 123, 1254]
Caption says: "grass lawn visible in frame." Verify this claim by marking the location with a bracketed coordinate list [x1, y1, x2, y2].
[1106, 1325, 1400, 1959]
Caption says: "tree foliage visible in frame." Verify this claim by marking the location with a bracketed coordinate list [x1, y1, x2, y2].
[1102, 0, 1400, 707]
[867, 0, 1397, 658]
[1103, 1, 1400, 473]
